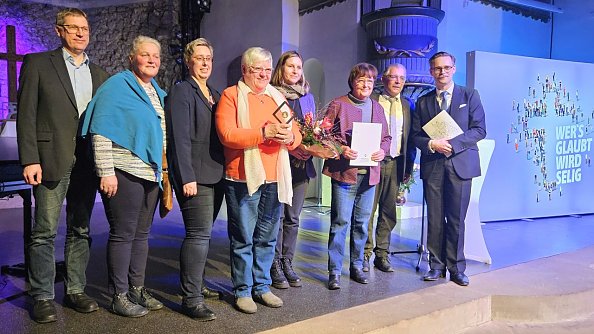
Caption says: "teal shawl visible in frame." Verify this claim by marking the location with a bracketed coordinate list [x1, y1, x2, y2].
[81, 70, 166, 176]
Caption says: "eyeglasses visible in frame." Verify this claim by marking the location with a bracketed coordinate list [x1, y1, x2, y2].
[59, 24, 90, 34]
[431, 66, 454, 73]
[384, 74, 406, 81]
[355, 78, 375, 86]
[193, 56, 212, 63]
[249, 66, 272, 75]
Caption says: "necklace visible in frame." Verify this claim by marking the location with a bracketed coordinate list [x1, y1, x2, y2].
[196, 79, 215, 105]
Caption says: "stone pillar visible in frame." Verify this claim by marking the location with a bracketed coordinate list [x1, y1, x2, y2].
[362, 6, 444, 98]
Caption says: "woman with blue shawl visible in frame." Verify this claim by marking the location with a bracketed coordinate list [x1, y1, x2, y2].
[81, 36, 166, 318]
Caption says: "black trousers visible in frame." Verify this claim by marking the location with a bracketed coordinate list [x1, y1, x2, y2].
[102, 169, 159, 294]
[275, 178, 309, 261]
[423, 158, 471, 274]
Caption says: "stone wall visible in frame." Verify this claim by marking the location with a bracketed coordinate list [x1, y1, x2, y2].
[0, 0, 180, 110]
[0, 0, 59, 119]
[86, 0, 181, 90]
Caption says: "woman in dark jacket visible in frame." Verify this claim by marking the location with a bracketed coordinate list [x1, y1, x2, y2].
[165, 38, 224, 321]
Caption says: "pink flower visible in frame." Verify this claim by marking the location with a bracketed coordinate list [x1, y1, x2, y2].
[320, 117, 333, 130]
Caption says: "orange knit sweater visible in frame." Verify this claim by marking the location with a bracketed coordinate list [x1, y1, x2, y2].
[215, 85, 302, 182]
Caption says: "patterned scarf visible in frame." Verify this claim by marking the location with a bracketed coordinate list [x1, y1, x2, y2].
[276, 83, 307, 100]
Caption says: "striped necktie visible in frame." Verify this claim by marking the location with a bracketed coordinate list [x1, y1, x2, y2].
[389, 97, 400, 158]
[440, 91, 449, 112]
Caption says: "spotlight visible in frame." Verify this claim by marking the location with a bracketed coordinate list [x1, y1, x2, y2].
[196, 0, 211, 13]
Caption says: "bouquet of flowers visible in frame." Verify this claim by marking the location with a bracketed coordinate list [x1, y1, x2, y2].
[292, 108, 344, 168]
[396, 163, 420, 206]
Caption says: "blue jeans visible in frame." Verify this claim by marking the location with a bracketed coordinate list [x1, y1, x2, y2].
[328, 173, 375, 275]
[28, 157, 96, 300]
[225, 181, 281, 298]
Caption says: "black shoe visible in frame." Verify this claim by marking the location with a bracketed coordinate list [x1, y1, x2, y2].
[182, 303, 216, 321]
[280, 258, 302, 287]
[271, 258, 289, 289]
[362, 254, 370, 272]
[111, 292, 148, 318]
[32, 299, 57, 324]
[423, 269, 446, 281]
[128, 286, 164, 311]
[373, 256, 394, 272]
[450, 272, 469, 286]
[63, 292, 99, 313]
[328, 274, 341, 290]
[349, 268, 369, 284]
[201, 285, 220, 299]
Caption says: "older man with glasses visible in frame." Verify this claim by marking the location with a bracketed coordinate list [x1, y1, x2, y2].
[364, 64, 416, 273]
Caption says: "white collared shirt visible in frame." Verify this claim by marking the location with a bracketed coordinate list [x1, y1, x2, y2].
[436, 84, 454, 112]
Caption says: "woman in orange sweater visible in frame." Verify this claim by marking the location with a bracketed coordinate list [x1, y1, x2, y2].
[215, 47, 302, 314]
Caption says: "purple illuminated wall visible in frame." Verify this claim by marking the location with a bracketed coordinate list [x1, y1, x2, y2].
[0, 23, 43, 120]
[1, 0, 59, 120]
[0, 0, 181, 123]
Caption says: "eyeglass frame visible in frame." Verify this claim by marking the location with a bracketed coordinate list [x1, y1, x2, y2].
[383, 74, 406, 81]
[192, 55, 213, 63]
[58, 24, 90, 34]
[430, 65, 455, 73]
[354, 77, 375, 86]
[249, 66, 273, 75]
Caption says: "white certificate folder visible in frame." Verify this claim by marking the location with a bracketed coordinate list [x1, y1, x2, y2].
[349, 122, 381, 167]
[422, 111, 463, 140]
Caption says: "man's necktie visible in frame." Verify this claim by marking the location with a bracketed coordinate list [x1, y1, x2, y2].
[440, 91, 449, 112]
[389, 97, 399, 158]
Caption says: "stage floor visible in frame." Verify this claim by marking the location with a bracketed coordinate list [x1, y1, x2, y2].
[1, 198, 593, 333]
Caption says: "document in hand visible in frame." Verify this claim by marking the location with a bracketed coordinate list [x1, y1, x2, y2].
[422, 111, 463, 157]
[422, 111, 463, 141]
[349, 122, 381, 167]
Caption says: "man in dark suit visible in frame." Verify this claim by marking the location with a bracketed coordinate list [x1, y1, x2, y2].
[365, 64, 416, 272]
[411, 52, 486, 286]
[17, 8, 109, 323]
